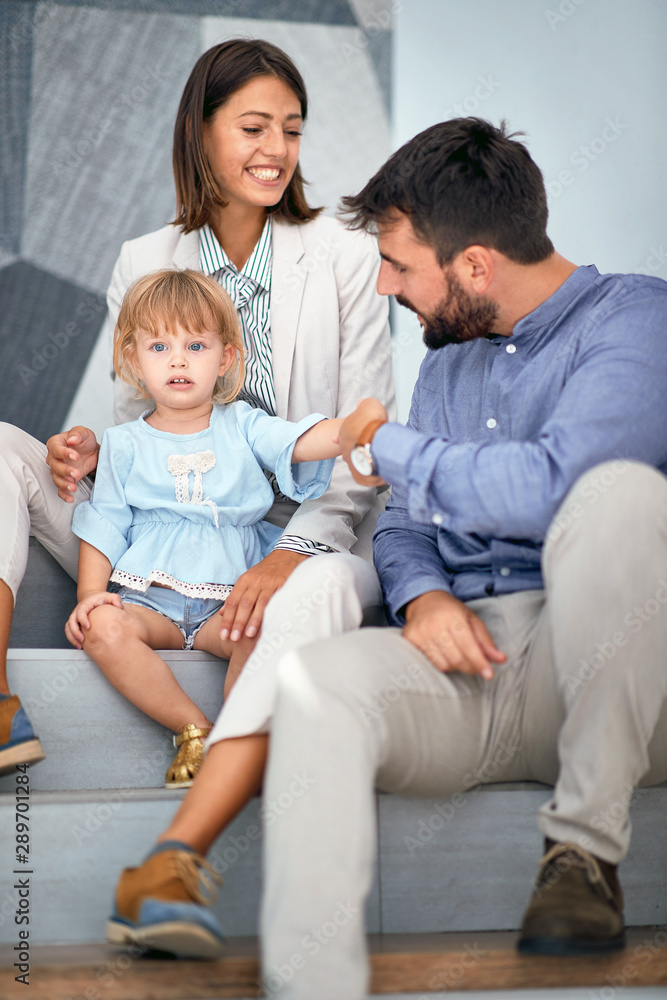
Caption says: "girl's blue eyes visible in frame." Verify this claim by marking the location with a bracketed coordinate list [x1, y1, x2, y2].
[149, 343, 205, 352]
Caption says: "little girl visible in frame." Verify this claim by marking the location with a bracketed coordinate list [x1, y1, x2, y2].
[65, 269, 341, 788]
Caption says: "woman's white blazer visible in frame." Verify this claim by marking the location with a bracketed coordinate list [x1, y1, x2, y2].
[105, 214, 396, 560]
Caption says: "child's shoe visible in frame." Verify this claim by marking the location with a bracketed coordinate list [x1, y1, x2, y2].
[0, 695, 45, 775]
[165, 723, 211, 788]
[107, 848, 224, 958]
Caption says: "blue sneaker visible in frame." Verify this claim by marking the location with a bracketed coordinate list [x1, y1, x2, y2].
[0, 695, 45, 775]
[107, 849, 225, 959]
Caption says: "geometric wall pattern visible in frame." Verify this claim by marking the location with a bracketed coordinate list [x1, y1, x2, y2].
[1, 0, 391, 441]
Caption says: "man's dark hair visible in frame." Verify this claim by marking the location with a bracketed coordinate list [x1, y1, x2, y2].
[340, 118, 554, 265]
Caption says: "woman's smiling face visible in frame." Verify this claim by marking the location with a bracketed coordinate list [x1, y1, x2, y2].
[203, 75, 303, 212]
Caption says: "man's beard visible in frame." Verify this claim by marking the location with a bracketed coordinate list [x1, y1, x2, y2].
[396, 271, 499, 349]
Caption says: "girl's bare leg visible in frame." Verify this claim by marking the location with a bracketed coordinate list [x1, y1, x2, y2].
[151, 614, 267, 852]
[192, 610, 256, 698]
[83, 602, 212, 731]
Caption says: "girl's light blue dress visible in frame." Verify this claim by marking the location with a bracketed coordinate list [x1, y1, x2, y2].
[72, 403, 334, 598]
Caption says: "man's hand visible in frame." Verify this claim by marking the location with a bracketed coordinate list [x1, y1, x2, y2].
[337, 397, 388, 487]
[65, 591, 122, 649]
[219, 549, 309, 642]
[402, 590, 506, 680]
[46, 426, 100, 502]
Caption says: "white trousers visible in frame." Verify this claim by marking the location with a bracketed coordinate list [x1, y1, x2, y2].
[208, 553, 383, 742]
[0, 423, 90, 599]
[260, 462, 667, 1000]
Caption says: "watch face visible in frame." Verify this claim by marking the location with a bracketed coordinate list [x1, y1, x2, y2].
[351, 445, 373, 477]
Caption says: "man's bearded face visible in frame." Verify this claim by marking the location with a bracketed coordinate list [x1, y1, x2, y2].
[396, 268, 499, 349]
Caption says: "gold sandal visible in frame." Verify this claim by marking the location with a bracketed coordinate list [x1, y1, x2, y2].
[165, 724, 211, 789]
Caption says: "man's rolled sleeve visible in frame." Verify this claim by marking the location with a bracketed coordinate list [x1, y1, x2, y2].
[372, 422, 451, 525]
[372, 422, 424, 488]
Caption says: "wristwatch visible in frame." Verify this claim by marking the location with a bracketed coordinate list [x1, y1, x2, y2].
[350, 419, 386, 477]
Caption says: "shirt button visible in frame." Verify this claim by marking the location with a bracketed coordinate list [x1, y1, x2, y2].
[432, 513, 444, 525]
[506, 343, 517, 354]
[485, 582, 495, 596]
[500, 567, 511, 577]
[486, 418, 497, 429]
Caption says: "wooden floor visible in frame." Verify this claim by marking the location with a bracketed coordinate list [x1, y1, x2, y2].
[2, 930, 667, 999]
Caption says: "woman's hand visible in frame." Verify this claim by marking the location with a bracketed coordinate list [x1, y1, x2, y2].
[219, 549, 309, 642]
[65, 591, 122, 649]
[46, 426, 100, 502]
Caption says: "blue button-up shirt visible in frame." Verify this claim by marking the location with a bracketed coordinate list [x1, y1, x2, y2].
[372, 265, 667, 623]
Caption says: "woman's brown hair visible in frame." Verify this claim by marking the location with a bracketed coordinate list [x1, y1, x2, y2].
[173, 39, 322, 233]
[114, 269, 245, 406]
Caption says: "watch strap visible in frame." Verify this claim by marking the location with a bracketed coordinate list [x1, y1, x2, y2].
[356, 419, 386, 448]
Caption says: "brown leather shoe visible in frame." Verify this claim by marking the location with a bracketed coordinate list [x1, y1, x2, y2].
[518, 840, 625, 955]
[108, 848, 224, 958]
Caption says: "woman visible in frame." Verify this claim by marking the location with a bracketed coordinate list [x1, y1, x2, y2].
[0, 39, 393, 794]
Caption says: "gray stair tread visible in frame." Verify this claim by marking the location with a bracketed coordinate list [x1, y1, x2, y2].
[3, 650, 225, 791]
[3, 651, 666, 944]
[0, 790, 380, 943]
[1, 785, 665, 944]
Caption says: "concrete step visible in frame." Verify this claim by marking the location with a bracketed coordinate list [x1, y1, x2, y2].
[2, 932, 667, 999]
[1, 650, 226, 792]
[2, 651, 666, 944]
[1, 780, 665, 945]
[0, 787, 380, 945]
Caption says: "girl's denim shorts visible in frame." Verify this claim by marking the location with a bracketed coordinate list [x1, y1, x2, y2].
[117, 585, 225, 650]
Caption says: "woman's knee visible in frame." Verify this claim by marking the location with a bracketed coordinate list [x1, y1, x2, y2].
[0, 423, 41, 463]
[276, 628, 402, 704]
[287, 552, 363, 591]
[265, 553, 377, 625]
[0, 422, 25, 454]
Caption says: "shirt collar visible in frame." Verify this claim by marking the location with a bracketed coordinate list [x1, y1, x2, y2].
[509, 264, 600, 341]
[199, 216, 273, 292]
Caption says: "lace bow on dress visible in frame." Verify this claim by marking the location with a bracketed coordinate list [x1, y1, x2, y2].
[168, 450, 218, 525]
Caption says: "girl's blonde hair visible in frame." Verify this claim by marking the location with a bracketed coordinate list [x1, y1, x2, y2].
[113, 269, 245, 405]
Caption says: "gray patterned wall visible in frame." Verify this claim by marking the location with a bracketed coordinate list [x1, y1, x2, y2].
[0, 0, 391, 443]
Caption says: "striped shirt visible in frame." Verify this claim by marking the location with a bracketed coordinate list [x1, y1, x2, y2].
[200, 218, 275, 415]
[199, 219, 333, 557]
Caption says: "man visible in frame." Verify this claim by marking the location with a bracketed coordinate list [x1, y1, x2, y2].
[258, 118, 667, 998]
